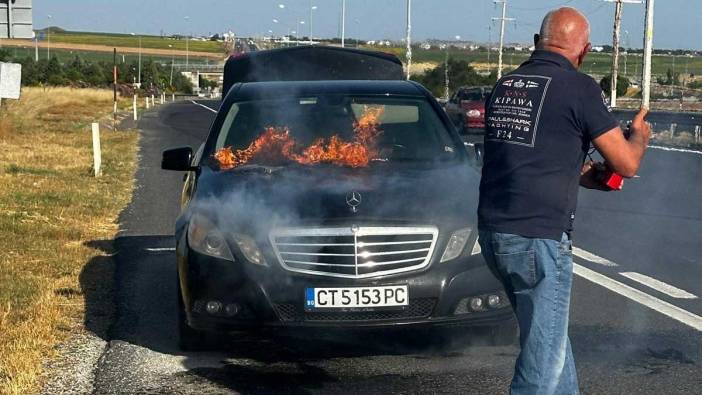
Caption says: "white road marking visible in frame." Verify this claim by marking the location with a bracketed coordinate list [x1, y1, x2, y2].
[648, 145, 702, 155]
[144, 247, 176, 252]
[464, 142, 475, 147]
[190, 100, 218, 113]
[572, 247, 618, 267]
[620, 272, 698, 299]
[573, 263, 702, 332]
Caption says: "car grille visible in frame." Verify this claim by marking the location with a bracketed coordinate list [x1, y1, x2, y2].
[273, 298, 437, 322]
[269, 226, 439, 278]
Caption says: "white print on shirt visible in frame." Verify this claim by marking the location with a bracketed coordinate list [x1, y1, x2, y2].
[486, 74, 552, 147]
[601, 90, 613, 113]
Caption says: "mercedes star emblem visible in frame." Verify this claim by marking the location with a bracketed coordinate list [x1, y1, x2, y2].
[346, 191, 362, 213]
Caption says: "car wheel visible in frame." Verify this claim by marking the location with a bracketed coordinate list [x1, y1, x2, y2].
[489, 321, 518, 346]
[177, 276, 219, 351]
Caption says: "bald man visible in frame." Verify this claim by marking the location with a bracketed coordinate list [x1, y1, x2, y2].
[478, 7, 650, 395]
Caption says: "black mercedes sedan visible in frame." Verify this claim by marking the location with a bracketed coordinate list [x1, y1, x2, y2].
[162, 80, 516, 350]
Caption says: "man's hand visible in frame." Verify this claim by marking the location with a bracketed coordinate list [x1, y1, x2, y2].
[592, 107, 651, 178]
[579, 160, 612, 190]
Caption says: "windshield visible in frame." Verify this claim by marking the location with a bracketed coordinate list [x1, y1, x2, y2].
[209, 95, 460, 170]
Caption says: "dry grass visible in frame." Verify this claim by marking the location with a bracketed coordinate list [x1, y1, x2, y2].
[0, 87, 138, 394]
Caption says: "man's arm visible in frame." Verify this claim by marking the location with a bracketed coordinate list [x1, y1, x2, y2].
[590, 107, 651, 178]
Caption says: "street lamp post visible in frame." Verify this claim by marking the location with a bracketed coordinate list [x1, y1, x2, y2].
[131, 33, 142, 86]
[309, 4, 317, 44]
[405, 0, 412, 80]
[184, 16, 190, 69]
[487, 25, 492, 72]
[445, 35, 461, 101]
[623, 30, 629, 77]
[341, 0, 346, 48]
[354, 19, 360, 48]
[276, 4, 288, 46]
[298, 20, 305, 46]
[168, 45, 175, 87]
[47, 14, 52, 59]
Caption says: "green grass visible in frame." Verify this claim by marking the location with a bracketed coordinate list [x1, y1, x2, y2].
[48, 30, 224, 53]
[379, 46, 702, 79]
[0, 87, 138, 394]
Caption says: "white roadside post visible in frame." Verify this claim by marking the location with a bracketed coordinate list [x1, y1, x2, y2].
[133, 94, 137, 120]
[91, 123, 102, 177]
[145, 96, 150, 109]
[172, 93, 176, 102]
[151, 94, 155, 106]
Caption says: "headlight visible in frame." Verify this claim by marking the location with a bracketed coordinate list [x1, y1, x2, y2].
[440, 227, 472, 262]
[187, 214, 234, 261]
[232, 233, 267, 266]
[466, 109, 481, 118]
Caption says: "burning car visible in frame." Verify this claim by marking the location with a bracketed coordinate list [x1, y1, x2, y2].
[162, 50, 515, 350]
[444, 86, 492, 138]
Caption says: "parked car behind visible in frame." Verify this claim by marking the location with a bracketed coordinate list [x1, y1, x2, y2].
[444, 86, 492, 138]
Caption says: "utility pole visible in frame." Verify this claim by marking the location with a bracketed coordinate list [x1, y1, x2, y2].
[444, 47, 450, 101]
[492, 0, 514, 80]
[341, 0, 346, 48]
[405, 0, 412, 80]
[641, 0, 655, 108]
[487, 25, 492, 72]
[604, 0, 642, 108]
[623, 30, 629, 77]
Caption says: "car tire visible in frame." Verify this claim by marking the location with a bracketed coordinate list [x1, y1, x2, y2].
[489, 321, 519, 346]
[177, 276, 219, 351]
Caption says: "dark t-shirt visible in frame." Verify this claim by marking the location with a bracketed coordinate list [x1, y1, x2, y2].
[478, 50, 619, 240]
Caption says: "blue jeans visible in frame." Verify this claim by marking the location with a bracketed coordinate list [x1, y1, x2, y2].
[479, 231, 578, 395]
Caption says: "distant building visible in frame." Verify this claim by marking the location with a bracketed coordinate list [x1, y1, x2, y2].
[592, 46, 605, 53]
[421, 43, 431, 50]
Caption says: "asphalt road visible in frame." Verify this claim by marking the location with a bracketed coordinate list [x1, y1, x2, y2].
[84, 101, 701, 394]
[613, 109, 701, 133]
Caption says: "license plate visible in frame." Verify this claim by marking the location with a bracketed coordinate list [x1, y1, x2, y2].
[304, 286, 409, 310]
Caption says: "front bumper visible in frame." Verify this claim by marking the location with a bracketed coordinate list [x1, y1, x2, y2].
[177, 236, 514, 332]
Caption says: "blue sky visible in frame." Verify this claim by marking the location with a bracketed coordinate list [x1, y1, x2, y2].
[35, 0, 700, 49]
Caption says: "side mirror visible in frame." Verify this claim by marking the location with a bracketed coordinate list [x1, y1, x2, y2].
[162, 147, 196, 171]
[474, 143, 484, 166]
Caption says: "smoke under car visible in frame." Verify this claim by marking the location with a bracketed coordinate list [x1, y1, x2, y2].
[162, 80, 516, 350]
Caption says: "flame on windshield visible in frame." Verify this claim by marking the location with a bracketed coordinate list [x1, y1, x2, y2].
[214, 106, 384, 170]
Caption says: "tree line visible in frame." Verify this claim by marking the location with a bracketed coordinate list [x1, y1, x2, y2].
[413, 58, 497, 98]
[0, 49, 193, 94]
